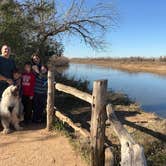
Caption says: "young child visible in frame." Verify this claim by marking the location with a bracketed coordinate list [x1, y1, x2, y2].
[13, 68, 22, 97]
[22, 62, 35, 123]
[13, 68, 24, 124]
[33, 65, 48, 123]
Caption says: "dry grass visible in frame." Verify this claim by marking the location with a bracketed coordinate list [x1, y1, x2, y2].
[71, 57, 166, 75]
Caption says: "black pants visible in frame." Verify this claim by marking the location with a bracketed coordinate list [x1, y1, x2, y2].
[33, 93, 47, 122]
[22, 96, 33, 122]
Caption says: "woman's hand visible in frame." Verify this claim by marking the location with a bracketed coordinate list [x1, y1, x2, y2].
[32, 65, 40, 74]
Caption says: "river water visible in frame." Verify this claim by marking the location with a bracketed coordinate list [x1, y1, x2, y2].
[64, 63, 166, 118]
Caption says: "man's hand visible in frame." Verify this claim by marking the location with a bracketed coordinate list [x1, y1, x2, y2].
[6, 79, 13, 85]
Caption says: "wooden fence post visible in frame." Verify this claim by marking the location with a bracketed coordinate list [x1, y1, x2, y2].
[90, 80, 107, 166]
[46, 64, 55, 131]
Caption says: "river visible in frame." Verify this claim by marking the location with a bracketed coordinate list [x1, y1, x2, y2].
[64, 63, 166, 118]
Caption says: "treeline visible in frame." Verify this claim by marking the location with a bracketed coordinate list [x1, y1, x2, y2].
[75, 56, 166, 63]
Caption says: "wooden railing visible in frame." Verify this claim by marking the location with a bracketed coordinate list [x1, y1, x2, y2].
[46, 66, 147, 166]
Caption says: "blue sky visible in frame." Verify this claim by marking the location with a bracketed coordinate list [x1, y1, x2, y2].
[63, 0, 166, 58]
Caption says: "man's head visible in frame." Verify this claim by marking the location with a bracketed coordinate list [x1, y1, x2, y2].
[1, 45, 10, 58]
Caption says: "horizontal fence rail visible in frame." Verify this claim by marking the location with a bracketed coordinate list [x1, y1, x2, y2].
[106, 104, 147, 166]
[55, 107, 90, 138]
[46, 66, 147, 166]
[55, 83, 92, 104]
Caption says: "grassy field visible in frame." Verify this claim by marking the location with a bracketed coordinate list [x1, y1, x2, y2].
[71, 57, 166, 75]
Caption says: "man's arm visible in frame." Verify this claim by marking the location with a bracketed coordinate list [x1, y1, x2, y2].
[0, 74, 13, 85]
[0, 74, 7, 81]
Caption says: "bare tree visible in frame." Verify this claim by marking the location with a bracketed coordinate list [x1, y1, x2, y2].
[21, 0, 117, 50]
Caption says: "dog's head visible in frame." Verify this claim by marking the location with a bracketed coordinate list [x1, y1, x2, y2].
[2, 85, 19, 99]
[10, 85, 19, 97]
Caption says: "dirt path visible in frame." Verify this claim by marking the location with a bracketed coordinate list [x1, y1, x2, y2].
[0, 124, 87, 166]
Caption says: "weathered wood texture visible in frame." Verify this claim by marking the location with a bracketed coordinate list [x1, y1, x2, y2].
[55, 108, 90, 138]
[105, 146, 114, 166]
[55, 83, 92, 104]
[90, 80, 108, 166]
[46, 66, 55, 131]
[106, 104, 147, 166]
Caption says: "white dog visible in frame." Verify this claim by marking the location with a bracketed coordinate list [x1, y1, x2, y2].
[0, 85, 24, 134]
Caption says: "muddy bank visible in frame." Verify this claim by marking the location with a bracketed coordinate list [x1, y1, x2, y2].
[70, 58, 166, 75]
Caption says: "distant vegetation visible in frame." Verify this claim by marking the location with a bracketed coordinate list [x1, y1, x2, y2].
[71, 56, 166, 63]
[50, 55, 69, 67]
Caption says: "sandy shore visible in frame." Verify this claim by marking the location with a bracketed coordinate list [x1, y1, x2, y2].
[71, 58, 166, 75]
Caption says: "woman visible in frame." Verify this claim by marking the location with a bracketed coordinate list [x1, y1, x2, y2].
[31, 53, 41, 74]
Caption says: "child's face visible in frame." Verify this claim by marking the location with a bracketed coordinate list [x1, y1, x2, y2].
[13, 72, 21, 80]
[24, 65, 31, 73]
[41, 66, 47, 74]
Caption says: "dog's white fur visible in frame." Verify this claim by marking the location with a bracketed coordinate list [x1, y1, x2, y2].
[0, 85, 24, 134]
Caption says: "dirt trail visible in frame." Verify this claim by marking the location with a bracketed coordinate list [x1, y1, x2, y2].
[0, 124, 87, 166]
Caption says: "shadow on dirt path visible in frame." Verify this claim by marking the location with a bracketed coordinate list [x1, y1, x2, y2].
[0, 124, 87, 166]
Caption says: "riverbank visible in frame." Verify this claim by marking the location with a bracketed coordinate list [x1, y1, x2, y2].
[54, 71, 166, 165]
[70, 58, 166, 75]
[55, 92, 166, 165]
[54, 82, 166, 165]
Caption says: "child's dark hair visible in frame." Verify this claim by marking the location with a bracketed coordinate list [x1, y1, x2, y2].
[41, 64, 48, 71]
[13, 68, 22, 74]
[24, 61, 32, 66]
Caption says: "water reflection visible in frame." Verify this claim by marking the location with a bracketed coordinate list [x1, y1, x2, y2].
[64, 63, 166, 118]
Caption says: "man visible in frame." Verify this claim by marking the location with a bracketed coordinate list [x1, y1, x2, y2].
[0, 45, 16, 97]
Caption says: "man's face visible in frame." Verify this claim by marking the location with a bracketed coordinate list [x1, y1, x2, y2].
[1, 45, 10, 58]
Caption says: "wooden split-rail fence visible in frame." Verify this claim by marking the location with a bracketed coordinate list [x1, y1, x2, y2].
[46, 65, 147, 166]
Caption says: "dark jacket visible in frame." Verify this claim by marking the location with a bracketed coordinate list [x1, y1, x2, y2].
[34, 74, 47, 94]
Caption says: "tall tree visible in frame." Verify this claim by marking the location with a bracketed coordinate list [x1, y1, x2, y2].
[21, 0, 117, 52]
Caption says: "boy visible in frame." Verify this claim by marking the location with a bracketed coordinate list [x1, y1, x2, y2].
[33, 65, 48, 123]
[13, 68, 22, 96]
[22, 62, 35, 123]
